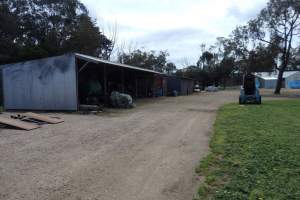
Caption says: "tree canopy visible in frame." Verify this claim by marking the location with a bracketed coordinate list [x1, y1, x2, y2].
[118, 49, 176, 73]
[0, 0, 113, 64]
[179, 0, 300, 93]
[248, 0, 300, 93]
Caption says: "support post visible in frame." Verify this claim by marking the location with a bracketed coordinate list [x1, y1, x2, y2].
[121, 68, 125, 93]
[146, 78, 148, 97]
[103, 65, 108, 104]
[135, 72, 138, 98]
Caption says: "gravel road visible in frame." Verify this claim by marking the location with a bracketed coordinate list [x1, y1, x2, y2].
[0, 91, 237, 200]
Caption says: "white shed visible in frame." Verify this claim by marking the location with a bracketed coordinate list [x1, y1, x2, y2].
[255, 71, 300, 89]
[286, 71, 300, 89]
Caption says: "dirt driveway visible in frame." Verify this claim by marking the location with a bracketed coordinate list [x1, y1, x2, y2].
[0, 91, 238, 200]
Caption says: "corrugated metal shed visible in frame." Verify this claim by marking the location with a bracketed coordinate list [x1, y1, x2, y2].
[255, 71, 299, 80]
[2, 54, 77, 110]
[0, 53, 165, 111]
[166, 76, 194, 96]
[286, 71, 300, 89]
[255, 71, 300, 89]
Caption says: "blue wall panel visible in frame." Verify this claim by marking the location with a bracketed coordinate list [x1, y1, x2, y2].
[287, 80, 300, 89]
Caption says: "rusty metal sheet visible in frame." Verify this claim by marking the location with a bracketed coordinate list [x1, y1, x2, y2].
[0, 116, 40, 130]
[23, 112, 64, 124]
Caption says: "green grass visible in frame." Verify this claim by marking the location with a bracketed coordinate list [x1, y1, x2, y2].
[195, 100, 300, 200]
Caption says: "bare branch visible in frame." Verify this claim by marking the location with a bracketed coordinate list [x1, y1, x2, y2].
[257, 37, 275, 46]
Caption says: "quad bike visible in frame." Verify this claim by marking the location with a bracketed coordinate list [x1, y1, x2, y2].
[239, 74, 262, 104]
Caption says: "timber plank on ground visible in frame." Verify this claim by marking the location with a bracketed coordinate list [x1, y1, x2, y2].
[0, 116, 40, 130]
[22, 112, 64, 124]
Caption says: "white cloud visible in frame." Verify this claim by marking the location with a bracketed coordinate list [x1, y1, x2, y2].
[81, 0, 268, 68]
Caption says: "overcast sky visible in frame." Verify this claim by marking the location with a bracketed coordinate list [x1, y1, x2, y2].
[81, 0, 268, 68]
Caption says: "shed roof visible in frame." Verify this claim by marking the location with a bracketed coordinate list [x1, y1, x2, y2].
[166, 75, 194, 81]
[0, 53, 165, 75]
[75, 53, 163, 74]
[255, 71, 300, 80]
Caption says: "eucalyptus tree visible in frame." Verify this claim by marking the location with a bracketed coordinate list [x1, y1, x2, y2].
[165, 62, 177, 75]
[0, 0, 113, 64]
[248, 0, 300, 94]
[118, 49, 172, 73]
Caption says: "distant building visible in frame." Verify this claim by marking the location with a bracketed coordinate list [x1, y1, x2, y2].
[166, 76, 194, 96]
[255, 71, 300, 89]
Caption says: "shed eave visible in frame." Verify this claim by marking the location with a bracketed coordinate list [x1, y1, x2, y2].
[75, 53, 164, 75]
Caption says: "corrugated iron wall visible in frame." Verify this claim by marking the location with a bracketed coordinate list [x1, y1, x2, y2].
[286, 72, 300, 89]
[181, 79, 194, 95]
[2, 54, 78, 110]
[166, 76, 194, 96]
[167, 76, 181, 95]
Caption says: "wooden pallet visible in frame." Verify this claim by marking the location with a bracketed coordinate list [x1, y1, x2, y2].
[22, 112, 64, 124]
[0, 116, 40, 131]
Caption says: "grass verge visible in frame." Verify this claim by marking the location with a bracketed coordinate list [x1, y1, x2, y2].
[195, 100, 300, 199]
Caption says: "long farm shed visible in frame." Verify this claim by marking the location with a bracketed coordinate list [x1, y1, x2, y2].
[0, 53, 166, 111]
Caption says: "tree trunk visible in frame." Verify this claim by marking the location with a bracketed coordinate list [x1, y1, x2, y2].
[274, 69, 284, 94]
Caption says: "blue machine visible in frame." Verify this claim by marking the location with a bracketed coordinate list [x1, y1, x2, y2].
[239, 74, 262, 104]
